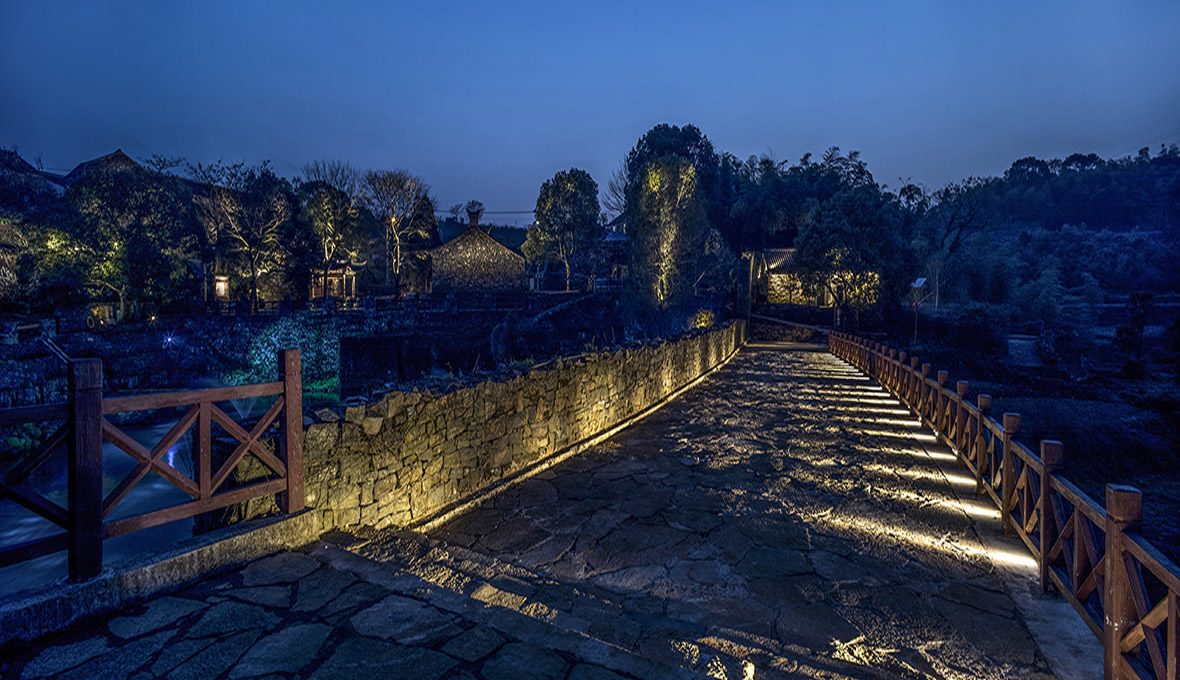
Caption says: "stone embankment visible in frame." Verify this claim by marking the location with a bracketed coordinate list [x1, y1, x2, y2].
[237, 322, 746, 535]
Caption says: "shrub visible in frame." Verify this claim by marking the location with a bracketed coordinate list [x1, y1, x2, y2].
[691, 309, 716, 329]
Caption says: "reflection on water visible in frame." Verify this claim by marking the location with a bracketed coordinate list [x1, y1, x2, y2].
[0, 419, 196, 597]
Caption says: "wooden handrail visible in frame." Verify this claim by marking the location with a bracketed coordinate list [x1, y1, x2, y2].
[0, 349, 303, 582]
[0, 402, 68, 426]
[827, 332, 1179, 679]
[103, 381, 283, 414]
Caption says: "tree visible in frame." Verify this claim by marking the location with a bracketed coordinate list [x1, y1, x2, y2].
[602, 161, 627, 221]
[361, 169, 429, 286]
[69, 160, 196, 318]
[628, 157, 713, 309]
[0, 213, 28, 302]
[396, 192, 438, 295]
[464, 200, 485, 229]
[1115, 292, 1154, 363]
[191, 162, 293, 310]
[622, 124, 736, 249]
[911, 177, 993, 308]
[300, 160, 362, 296]
[793, 186, 907, 329]
[526, 168, 602, 290]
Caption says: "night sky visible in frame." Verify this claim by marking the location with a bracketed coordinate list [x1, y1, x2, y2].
[3, 1, 1179, 224]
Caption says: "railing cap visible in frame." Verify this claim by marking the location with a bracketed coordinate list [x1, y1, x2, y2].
[1002, 412, 1021, 432]
[1105, 484, 1142, 524]
[1041, 440, 1064, 466]
[69, 358, 103, 391]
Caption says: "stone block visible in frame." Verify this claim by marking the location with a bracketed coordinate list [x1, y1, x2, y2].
[337, 507, 360, 527]
[313, 408, 340, 423]
[331, 487, 360, 510]
[362, 416, 383, 436]
[305, 424, 339, 455]
[360, 501, 382, 527]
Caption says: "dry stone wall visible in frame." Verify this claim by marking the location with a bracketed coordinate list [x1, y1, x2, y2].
[282, 321, 745, 532]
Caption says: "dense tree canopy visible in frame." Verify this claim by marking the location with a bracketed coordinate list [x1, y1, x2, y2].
[524, 168, 602, 291]
[191, 162, 296, 310]
[627, 156, 734, 312]
[67, 161, 197, 317]
[300, 160, 363, 270]
[622, 124, 741, 252]
[0, 131, 1176, 343]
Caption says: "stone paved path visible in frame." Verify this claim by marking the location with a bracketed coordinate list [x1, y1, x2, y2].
[357, 343, 1059, 679]
[0, 343, 1061, 679]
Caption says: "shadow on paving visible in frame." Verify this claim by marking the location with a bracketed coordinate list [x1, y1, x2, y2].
[0, 343, 1058, 680]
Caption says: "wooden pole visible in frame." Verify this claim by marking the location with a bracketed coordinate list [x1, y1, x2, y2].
[68, 359, 103, 582]
[1166, 591, 1177, 680]
[936, 371, 948, 431]
[909, 357, 920, 406]
[955, 381, 969, 451]
[920, 364, 931, 421]
[897, 352, 907, 397]
[1104, 484, 1142, 680]
[196, 402, 211, 500]
[975, 395, 992, 493]
[278, 348, 304, 514]
[1001, 413, 1021, 536]
[1039, 440, 1064, 593]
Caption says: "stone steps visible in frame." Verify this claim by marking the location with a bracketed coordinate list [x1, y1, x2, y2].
[319, 530, 888, 680]
[309, 538, 720, 680]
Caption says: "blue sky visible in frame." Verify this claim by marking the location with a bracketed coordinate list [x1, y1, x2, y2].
[3, 1, 1179, 224]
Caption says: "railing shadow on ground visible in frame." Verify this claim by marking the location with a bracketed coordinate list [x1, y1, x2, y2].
[830, 331, 1180, 680]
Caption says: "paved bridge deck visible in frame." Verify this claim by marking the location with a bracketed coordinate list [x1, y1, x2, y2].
[0, 343, 1071, 679]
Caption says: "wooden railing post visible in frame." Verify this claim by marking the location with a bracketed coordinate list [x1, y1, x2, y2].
[920, 364, 931, 420]
[889, 349, 899, 393]
[68, 358, 103, 582]
[897, 352, 907, 396]
[896, 351, 906, 400]
[975, 394, 992, 492]
[955, 381, 969, 451]
[1040, 440, 1063, 593]
[196, 401, 211, 501]
[908, 357, 920, 405]
[1104, 484, 1142, 680]
[278, 348, 304, 514]
[1001, 413, 1021, 535]
[936, 371, 948, 430]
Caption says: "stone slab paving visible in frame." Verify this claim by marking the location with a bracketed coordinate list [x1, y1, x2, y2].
[353, 343, 1064, 679]
[0, 342, 1070, 679]
[0, 541, 702, 680]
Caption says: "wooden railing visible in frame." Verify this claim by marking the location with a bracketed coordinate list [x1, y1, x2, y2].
[829, 331, 1179, 680]
[0, 349, 304, 582]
